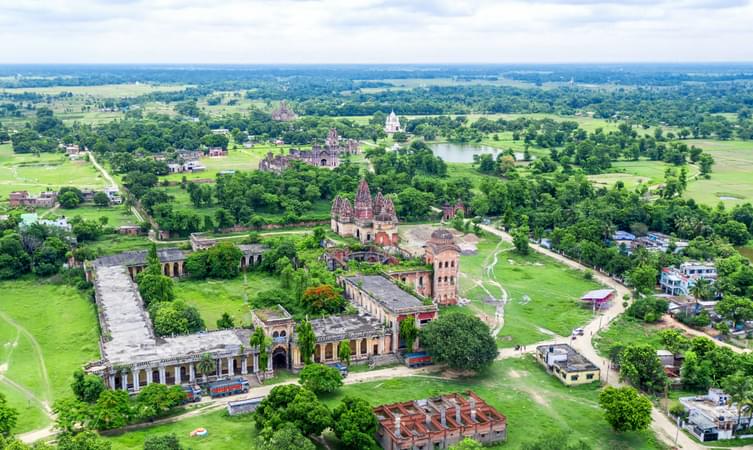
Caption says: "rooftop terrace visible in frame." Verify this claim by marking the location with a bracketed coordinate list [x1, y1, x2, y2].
[344, 275, 429, 314]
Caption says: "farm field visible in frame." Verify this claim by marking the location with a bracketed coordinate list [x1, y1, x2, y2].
[683, 139, 753, 206]
[457, 236, 598, 348]
[103, 357, 663, 450]
[588, 159, 699, 190]
[0, 83, 188, 97]
[175, 272, 280, 330]
[0, 143, 107, 207]
[0, 278, 100, 434]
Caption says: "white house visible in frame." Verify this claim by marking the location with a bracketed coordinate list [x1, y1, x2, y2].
[659, 261, 716, 297]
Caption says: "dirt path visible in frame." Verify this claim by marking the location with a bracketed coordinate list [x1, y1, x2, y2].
[87, 151, 116, 188]
[0, 311, 53, 410]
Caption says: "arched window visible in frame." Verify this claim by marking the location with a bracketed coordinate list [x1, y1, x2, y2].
[280, 330, 287, 337]
[360, 339, 367, 354]
[451, 260, 455, 267]
[272, 331, 279, 338]
[325, 343, 334, 360]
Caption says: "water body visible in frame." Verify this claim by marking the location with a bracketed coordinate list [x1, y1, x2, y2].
[429, 143, 532, 163]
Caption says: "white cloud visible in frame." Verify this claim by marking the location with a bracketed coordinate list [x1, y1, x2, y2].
[0, 0, 751, 62]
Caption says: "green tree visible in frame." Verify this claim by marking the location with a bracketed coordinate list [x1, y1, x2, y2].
[137, 272, 175, 306]
[299, 364, 343, 394]
[93, 192, 110, 208]
[216, 312, 235, 329]
[332, 396, 379, 449]
[296, 319, 316, 365]
[143, 434, 183, 450]
[626, 264, 658, 294]
[206, 243, 243, 278]
[450, 438, 483, 450]
[338, 339, 351, 366]
[196, 353, 216, 383]
[250, 328, 271, 378]
[59, 191, 81, 209]
[134, 384, 186, 421]
[598, 386, 652, 432]
[57, 431, 112, 450]
[71, 369, 105, 403]
[680, 350, 713, 391]
[716, 296, 753, 327]
[92, 389, 132, 430]
[657, 329, 689, 355]
[257, 424, 315, 450]
[722, 371, 753, 430]
[689, 278, 713, 301]
[399, 316, 419, 352]
[53, 398, 92, 433]
[512, 224, 530, 255]
[254, 385, 332, 437]
[420, 313, 498, 372]
[0, 392, 18, 437]
[619, 344, 668, 393]
[520, 431, 592, 450]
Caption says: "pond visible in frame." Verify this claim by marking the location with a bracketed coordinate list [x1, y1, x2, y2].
[429, 143, 531, 163]
[429, 143, 500, 163]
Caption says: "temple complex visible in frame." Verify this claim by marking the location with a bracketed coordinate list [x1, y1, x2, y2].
[331, 179, 399, 245]
[271, 100, 298, 122]
[258, 128, 359, 172]
[384, 110, 402, 134]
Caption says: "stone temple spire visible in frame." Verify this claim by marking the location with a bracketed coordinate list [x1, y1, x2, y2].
[354, 179, 373, 221]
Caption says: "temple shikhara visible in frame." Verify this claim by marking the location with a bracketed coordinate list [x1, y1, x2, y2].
[331, 179, 399, 246]
[384, 110, 402, 133]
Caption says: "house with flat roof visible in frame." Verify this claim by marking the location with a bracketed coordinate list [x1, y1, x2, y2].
[535, 344, 600, 385]
[374, 391, 507, 450]
[660, 261, 716, 297]
[680, 389, 749, 442]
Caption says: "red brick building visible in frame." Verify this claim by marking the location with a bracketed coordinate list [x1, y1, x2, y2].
[374, 391, 507, 450]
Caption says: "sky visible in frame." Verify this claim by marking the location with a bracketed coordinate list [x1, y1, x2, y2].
[1, 0, 753, 63]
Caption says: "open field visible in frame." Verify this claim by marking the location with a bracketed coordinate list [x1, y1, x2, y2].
[0, 144, 107, 207]
[53, 204, 139, 227]
[159, 143, 276, 182]
[457, 236, 598, 348]
[588, 159, 699, 190]
[104, 409, 258, 450]
[683, 139, 753, 206]
[1, 83, 188, 97]
[175, 272, 280, 329]
[103, 357, 662, 449]
[593, 316, 666, 358]
[0, 278, 100, 434]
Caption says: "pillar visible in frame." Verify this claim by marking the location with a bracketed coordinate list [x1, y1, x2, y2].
[216, 358, 222, 376]
[146, 368, 153, 385]
[241, 358, 248, 375]
[267, 354, 273, 371]
[109, 373, 116, 389]
[133, 368, 141, 392]
[175, 365, 182, 385]
[227, 357, 235, 376]
[121, 370, 129, 391]
[253, 354, 259, 373]
[159, 366, 166, 384]
[189, 363, 196, 383]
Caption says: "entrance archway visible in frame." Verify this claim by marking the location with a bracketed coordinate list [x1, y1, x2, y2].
[272, 347, 288, 369]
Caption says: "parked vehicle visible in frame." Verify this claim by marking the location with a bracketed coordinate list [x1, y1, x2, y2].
[404, 352, 433, 368]
[208, 378, 250, 398]
[182, 384, 202, 403]
[328, 362, 348, 378]
[572, 328, 585, 336]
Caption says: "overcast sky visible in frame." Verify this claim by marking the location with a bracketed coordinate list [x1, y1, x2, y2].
[1, 0, 752, 64]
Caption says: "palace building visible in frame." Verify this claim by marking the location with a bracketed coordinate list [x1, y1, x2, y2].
[258, 128, 359, 173]
[331, 179, 399, 246]
[384, 110, 402, 134]
[271, 100, 298, 122]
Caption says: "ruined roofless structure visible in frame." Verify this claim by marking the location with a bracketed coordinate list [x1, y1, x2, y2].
[271, 100, 298, 122]
[331, 179, 399, 246]
[258, 128, 358, 172]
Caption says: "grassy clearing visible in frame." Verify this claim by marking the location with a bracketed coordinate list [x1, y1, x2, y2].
[103, 357, 662, 450]
[458, 236, 598, 348]
[1, 83, 188, 97]
[0, 144, 107, 206]
[0, 278, 100, 434]
[593, 317, 666, 358]
[683, 139, 753, 206]
[103, 409, 258, 450]
[159, 143, 276, 182]
[175, 272, 279, 329]
[52, 204, 139, 227]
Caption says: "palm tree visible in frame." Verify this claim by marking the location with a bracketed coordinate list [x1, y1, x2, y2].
[723, 371, 753, 432]
[690, 278, 713, 301]
[741, 398, 753, 432]
[197, 352, 216, 383]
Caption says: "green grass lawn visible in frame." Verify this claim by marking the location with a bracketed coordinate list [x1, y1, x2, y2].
[103, 357, 662, 450]
[0, 144, 107, 207]
[0, 278, 100, 434]
[53, 204, 139, 227]
[175, 272, 280, 329]
[159, 143, 276, 183]
[104, 409, 258, 450]
[593, 317, 666, 358]
[458, 236, 598, 348]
